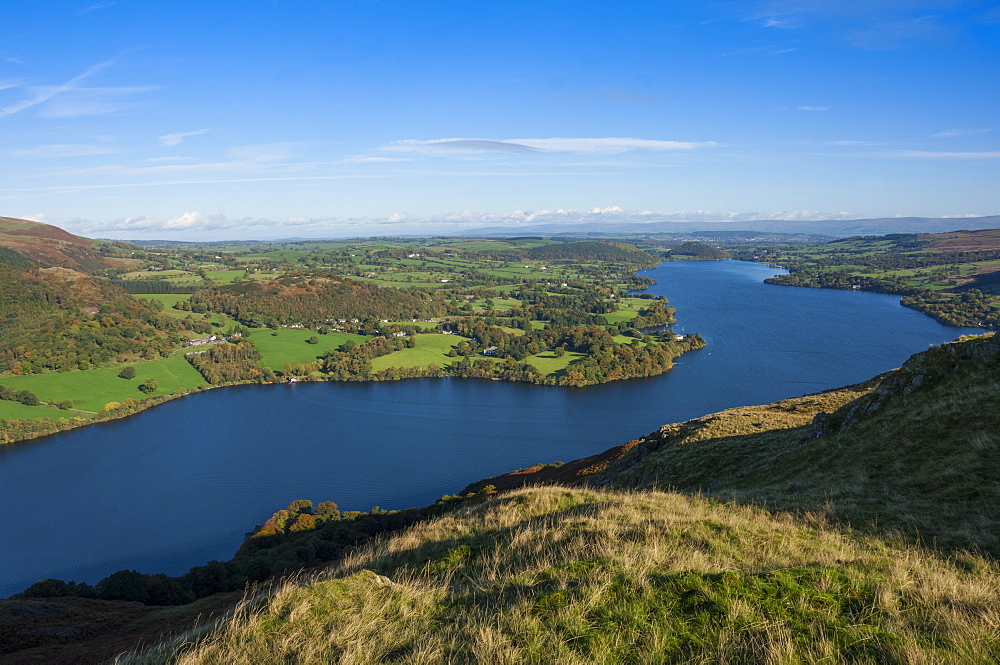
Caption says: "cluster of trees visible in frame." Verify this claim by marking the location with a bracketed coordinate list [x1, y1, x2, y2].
[525, 240, 659, 266]
[557, 333, 704, 386]
[186, 339, 276, 384]
[247, 499, 345, 538]
[188, 275, 451, 328]
[19, 490, 495, 606]
[108, 278, 203, 294]
[0, 416, 76, 444]
[320, 336, 413, 379]
[665, 242, 730, 261]
[448, 356, 542, 382]
[0, 385, 40, 406]
[0, 246, 35, 270]
[901, 290, 1000, 328]
[0, 264, 191, 374]
[629, 299, 676, 329]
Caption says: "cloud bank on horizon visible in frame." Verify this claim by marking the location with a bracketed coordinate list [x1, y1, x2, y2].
[1, 0, 997, 239]
[22, 207, 911, 240]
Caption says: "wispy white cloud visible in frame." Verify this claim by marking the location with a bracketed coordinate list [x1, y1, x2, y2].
[798, 139, 881, 147]
[880, 150, 1000, 159]
[931, 128, 992, 138]
[848, 15, 954, 50]
[38, 84, 157, 117]
[35, 141, 308, 180]
[158, 129, 210, 146]
[720, 45, 800, 56]
[797, 106, 830, 111]
[747, 2, 964, 49]
[69, 211, 341, 235]
[0, 60, 112, 118]
[0, 174, 393, 196]
[385, 139, 539, 154]
[382, 137, 718, 156]
[340, 155, 413, 163]
[78, 2, 115, 14]
[0, 79, 24, 91]
[4, 57, 26, 65]
[8, 143, 120, 158]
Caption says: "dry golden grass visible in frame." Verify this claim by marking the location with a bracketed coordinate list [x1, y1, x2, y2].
[128, 486, 1000, 664]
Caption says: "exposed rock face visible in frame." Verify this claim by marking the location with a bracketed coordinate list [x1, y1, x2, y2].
[805, 412, 831, 440]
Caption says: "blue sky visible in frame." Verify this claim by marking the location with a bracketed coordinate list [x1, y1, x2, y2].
[2, 1, 998, 239]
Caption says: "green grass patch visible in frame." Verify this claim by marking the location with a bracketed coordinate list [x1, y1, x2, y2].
[122, 269, 190, 279]
[0, 355, 208, 412]
[0, 400, 63, 419]
[205, 269, 246, 284]
[370, 334, 467, 371]
[612, 335, 647, 346]
[134, 293, 192, 308]
[250, 329, 365, 370]
[526, 350, 585, 375]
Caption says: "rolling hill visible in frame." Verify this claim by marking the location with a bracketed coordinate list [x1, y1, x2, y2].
[0, 216, 118, 272]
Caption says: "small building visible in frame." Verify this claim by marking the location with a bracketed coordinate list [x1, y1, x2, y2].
[183, 335, 218, 348]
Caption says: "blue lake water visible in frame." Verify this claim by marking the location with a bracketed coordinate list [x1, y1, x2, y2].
[0, 261, 983, 596]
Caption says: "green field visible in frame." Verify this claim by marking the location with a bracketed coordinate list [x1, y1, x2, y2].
[123, 269, 190, 279]
[205, 269, 246, 284]
[380, 320, 439, 330]
[135, 294, 191, 309]
[0, 400, 64, 420]
[525, 350, 585, 375]
[603, 297, 649, 323]
[612, 334, 648, 345]
[250, 329, 365, 370]
[0, 354, 208, 412]
[370, 334, 468, 371]
[135, 294, 195, 319]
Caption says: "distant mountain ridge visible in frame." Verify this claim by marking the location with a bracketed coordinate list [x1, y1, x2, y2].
[470, 215, 1000, 238]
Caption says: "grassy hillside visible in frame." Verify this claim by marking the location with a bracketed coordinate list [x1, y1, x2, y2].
[128, 486, 999, 664]
[0, 216, 117, 272]
[586, 333, 1000, 556]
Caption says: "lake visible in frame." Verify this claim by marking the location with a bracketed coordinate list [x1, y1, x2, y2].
[0, 261, 983, 597]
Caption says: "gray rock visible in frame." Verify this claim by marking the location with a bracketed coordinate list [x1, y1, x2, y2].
[966, 343, 1000, 359]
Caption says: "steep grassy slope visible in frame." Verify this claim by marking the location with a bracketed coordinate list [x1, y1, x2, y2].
[587, 334, 1000, 556]
[128, 487, 1000, 664]
[0, 216, 115, 272]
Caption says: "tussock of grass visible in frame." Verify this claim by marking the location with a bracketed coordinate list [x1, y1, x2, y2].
[134, 487, 1000, 664]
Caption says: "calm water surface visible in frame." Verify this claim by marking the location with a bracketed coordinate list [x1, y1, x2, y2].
[0, 261, 982, 596]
